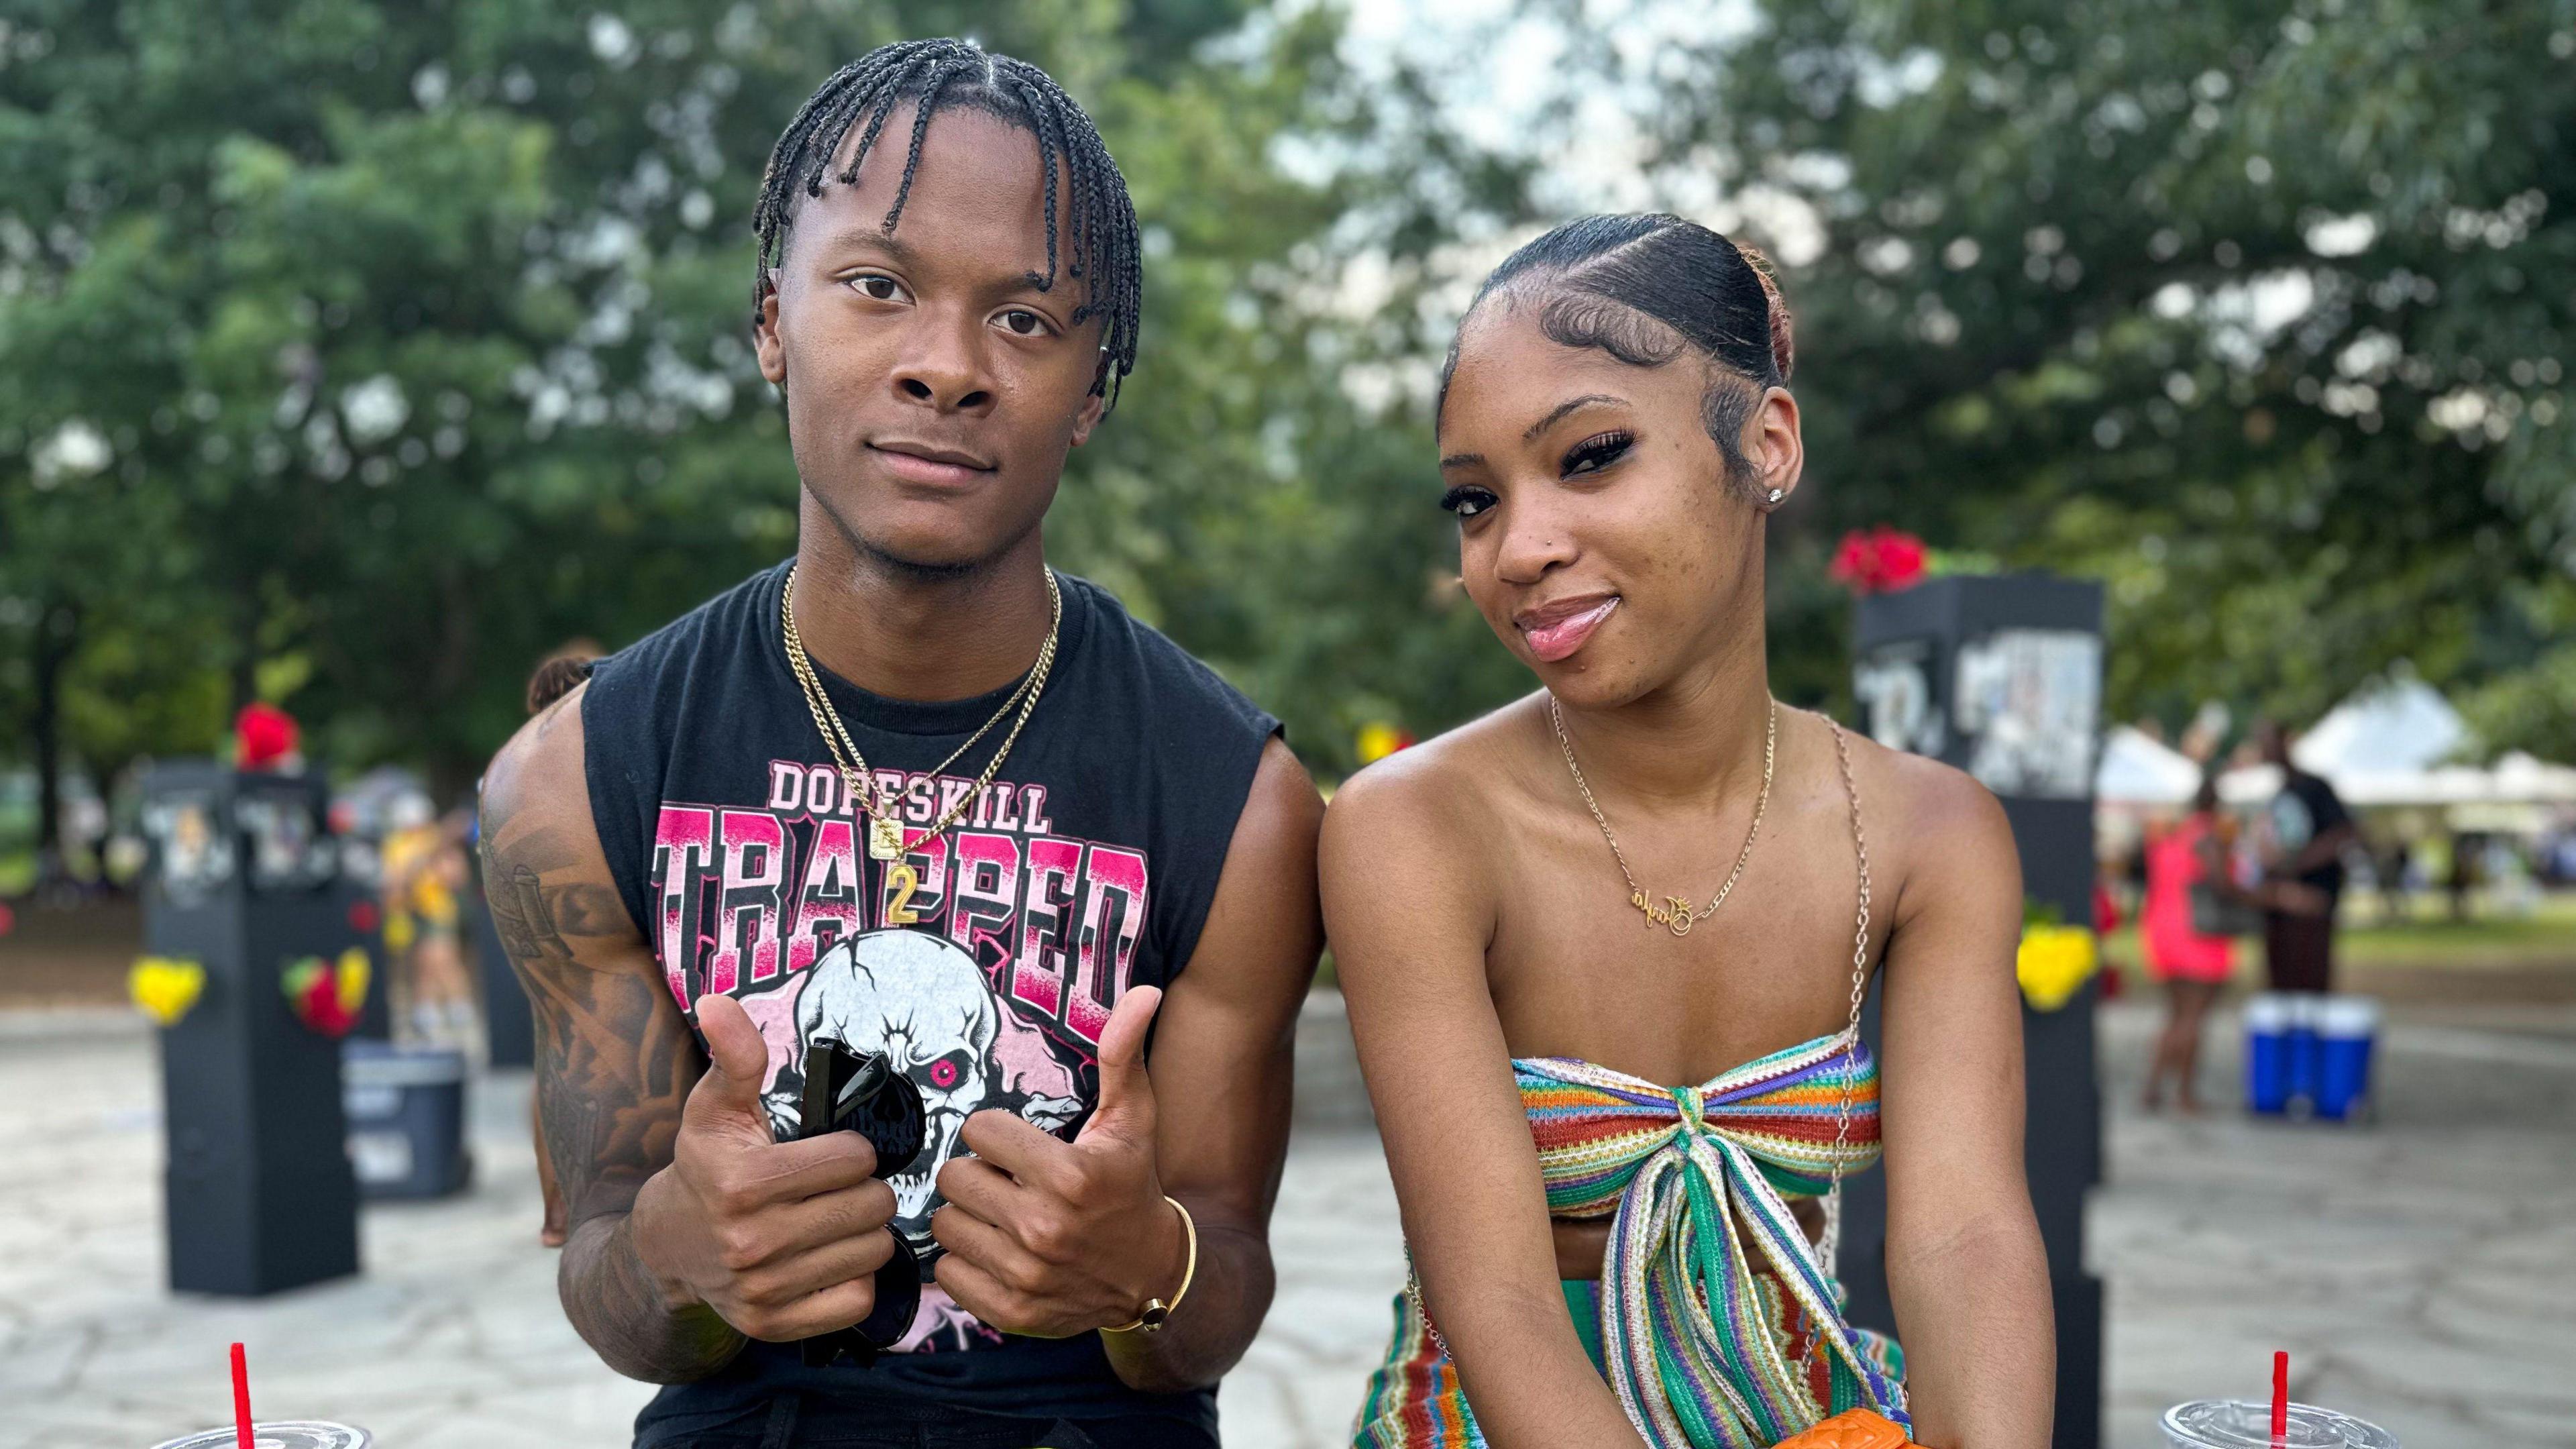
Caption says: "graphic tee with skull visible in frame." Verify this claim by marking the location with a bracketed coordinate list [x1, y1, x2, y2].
[742, 929, 1087, 1346]
[584, 564, 1277, 1379]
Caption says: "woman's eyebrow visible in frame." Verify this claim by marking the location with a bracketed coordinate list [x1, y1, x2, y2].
[1439, 451, 1485, 471]
[1523, 393, 1626, 441]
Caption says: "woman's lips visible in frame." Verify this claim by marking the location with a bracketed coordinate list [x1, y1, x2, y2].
[1519, 596, 1619, 663]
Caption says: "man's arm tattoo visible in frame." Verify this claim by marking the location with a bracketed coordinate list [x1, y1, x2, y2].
[482, 825, 740, 1381]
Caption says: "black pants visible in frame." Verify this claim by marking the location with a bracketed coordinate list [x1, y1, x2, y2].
[633, 1391, 1217, 1449]
[2263, 909, 2334, 994]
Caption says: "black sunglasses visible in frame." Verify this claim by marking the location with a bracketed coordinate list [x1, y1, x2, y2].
[792, 1036, 933, 1366]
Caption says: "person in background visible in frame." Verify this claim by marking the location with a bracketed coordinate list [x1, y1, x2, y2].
[2445, 828, 2480, 921]
[2139, 777, 2235, 1113]
[2380, 839, 2412, 922]
[2255, 721, 2355, 994]
[382, 792, 478, 1045]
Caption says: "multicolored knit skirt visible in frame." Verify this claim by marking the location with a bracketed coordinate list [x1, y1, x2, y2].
[1351, 1278, 1904, 1448]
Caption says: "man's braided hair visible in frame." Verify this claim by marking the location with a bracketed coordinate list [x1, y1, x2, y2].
[751, 38, 1142, 409]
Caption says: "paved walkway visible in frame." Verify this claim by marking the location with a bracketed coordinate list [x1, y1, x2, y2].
[1, 998, 2568, 1448]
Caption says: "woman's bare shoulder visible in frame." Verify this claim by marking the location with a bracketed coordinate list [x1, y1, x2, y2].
[1828, 720, 2021, 912]
[1320, 696, 1546, 949]
[1324, 694, 1540, 846]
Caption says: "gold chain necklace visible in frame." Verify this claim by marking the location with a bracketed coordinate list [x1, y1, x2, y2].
[1550, 693, 1776, 937]
[781, 562, 1060, 862]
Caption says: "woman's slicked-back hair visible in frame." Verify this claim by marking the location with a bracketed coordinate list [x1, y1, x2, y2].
[1442, 213, 1794, 474]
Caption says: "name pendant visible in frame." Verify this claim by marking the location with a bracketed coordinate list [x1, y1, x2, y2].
[1631, 891, 1699, 938]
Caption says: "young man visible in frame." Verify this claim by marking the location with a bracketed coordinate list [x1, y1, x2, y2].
[479, 40, 1326, 1449]
[2254, 720, 2354, 994]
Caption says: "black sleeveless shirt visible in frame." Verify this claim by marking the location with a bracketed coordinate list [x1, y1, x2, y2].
[582, 560, 1276, 1439]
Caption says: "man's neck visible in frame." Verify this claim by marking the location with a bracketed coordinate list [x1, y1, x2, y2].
[788, 512, 1056, 704]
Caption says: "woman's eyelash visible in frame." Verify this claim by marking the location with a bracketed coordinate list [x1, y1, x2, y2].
[1440, 485, 1496, 519]
[1562, 431, 1634, 476]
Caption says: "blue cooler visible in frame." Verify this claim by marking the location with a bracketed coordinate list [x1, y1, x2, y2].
[2244, 994, 2298, 1114]
[2312, 996, 2379, 1122]
[2285, 994, 2323, 1114]
[343, 1040, 473, 1199]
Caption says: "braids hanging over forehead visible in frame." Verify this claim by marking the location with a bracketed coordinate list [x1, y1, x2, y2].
[751, 38, 1144, 409]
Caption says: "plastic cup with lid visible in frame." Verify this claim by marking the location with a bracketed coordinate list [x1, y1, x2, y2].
[150, 1423, 371, 1449]
[2161, 1399, 2398, 1448]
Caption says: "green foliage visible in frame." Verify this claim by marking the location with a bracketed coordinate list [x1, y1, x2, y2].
[1613, 0, 2576, 742]
[15, 0, 2568, 823]
[0, 0, 1533, 802]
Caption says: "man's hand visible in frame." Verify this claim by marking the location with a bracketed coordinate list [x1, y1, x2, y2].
[629, 994, 901, 1342]
[931, 985, 1188, 1338]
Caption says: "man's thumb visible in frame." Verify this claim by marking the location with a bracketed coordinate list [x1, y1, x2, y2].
[1078, 985, 1162, 1146]
[689, 994, 773, 1131]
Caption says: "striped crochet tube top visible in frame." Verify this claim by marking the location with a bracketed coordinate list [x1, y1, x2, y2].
[1518, 1032, 1909, 1447]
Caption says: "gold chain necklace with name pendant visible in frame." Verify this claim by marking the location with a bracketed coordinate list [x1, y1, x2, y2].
[780, 562, 1060, 869]
[1550, 694, 1776, 937]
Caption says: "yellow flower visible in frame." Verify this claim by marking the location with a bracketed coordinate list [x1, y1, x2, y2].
[129, 957, 207, 1027]
[2015, 925, 2098, 1012]
[335, 947, 372, 1016]
[1356, 722, 1407, 764]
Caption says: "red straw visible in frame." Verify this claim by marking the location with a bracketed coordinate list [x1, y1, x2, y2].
[231, 1342, 254, 1449]
[2271, 1349, 2289, 1443]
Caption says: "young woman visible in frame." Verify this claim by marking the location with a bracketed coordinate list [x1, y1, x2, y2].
[1324, 215, 2054, 1448]
[2138, 777, 2237, 1112]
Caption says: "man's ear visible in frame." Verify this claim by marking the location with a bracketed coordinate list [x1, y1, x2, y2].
[754, 277, 787, 386]
[1067, 386, 1108, 448]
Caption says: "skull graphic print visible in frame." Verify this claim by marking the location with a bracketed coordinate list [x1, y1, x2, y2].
[743, 930, 1087, 1242]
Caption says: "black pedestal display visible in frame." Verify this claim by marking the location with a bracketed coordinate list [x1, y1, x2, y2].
[472, 868, 536, 1070]
[1841, 574, 2106, 1448]
[141, 763, 362, 1296]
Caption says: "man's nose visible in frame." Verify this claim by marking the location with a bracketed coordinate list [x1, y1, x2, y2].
[892, 318, 996, 414]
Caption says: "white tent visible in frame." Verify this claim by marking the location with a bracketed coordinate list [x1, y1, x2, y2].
[2095, 725, 2204, 805]
[2487, 752, 2576, 804]
[2290, 676, 2469, 777]
[2209, 677, 2576, 816]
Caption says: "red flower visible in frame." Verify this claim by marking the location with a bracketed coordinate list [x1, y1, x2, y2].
[1829, 527, 1931, 594]
[233, 702, 301, 771]
[284, 959, 359, 1037]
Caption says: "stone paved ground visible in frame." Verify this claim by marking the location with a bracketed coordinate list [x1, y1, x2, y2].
[1, 996, 2568, 1448]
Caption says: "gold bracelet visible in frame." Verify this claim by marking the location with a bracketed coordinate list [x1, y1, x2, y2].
[1102, 1195, 1197, 1334]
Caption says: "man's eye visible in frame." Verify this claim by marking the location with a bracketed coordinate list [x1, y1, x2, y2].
[1000, 309, 1047, 336]
[852, 274, 904, 301]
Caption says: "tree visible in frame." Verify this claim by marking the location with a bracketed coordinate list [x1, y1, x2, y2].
[1586, 0, 2575, 741]
[1, 0, 1532, 798]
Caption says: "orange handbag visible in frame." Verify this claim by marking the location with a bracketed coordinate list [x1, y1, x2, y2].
[1771, 1408, 1911, 1448]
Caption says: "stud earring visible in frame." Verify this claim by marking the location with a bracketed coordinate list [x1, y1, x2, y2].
[1766, 487, 1786, 505]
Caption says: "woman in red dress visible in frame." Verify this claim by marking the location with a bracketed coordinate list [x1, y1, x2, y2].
[2139, 777, 2237, 1112]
